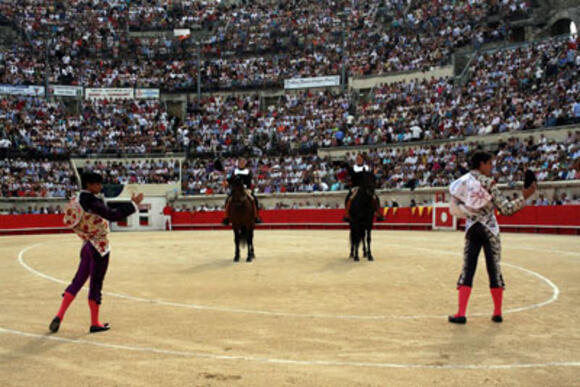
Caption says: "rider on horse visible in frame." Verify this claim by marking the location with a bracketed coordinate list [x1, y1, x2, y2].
[222, 157, 263, 225]
[343, 153, 384, 222]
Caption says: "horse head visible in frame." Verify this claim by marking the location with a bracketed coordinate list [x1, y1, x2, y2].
[230, 175, 245, 193]
[230, 175, 249, 206]
[359, 171, 375, 197]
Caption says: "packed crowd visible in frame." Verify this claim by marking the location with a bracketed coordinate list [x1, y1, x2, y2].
[0, 130, 576, 199]
[489, 0, 533, 21]
[0, 158, 77, 198]
[180, 131, 579, 195]
[0, 0, 533, 91]
[1, 35, 579, 159]
[0, 0, 130, 68]
[0, 97, 177, 155]
[352, 132, 578, 189]
[181, 155, 341, 196]
[82, 159, 180, 184]
[349, 35, 580, 146]
[178, 90, 351, 156]
[128, 0, 526, 79]
[2, 32, 579, 158]
[533, 192, 578, 206]
[179, 36, 580, 153]
[127, 0, 221, 31]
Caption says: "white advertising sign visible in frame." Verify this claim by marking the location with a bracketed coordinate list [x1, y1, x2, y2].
[0, 84, 45, 96]
[135, 88, 160, 99]
[85, 88, 134, 100]
[174, 28, 191, 38]
[284, 75, 340, 90]
[50, 85, 83, 97]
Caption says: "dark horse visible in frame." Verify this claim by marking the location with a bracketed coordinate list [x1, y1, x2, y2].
[347, 172, 375, 261]
[228, 175, 255, 262]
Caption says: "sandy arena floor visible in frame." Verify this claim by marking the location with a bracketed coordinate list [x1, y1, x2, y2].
[0, 230, 579, 386]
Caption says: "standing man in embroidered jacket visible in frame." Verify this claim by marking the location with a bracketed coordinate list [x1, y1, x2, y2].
[49, 172, 144, 333]
[448, 151, 536, 324]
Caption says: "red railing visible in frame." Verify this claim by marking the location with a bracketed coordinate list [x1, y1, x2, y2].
[0, 214, 71, 235]
[171, 207, 433, 231]
[457, 205, 580, 235]
[1, 206, 578, 235]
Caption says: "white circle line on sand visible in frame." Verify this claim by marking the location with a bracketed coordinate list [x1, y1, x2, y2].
[381, 235, 580, 257]
[508, 245, 580, 257]
[17, 243, 559, 320]
[0, 327, 579, 370]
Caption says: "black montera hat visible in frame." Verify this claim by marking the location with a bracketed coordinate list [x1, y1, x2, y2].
[81, 172, 103, 189]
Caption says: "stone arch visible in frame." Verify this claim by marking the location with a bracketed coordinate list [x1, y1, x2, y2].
[551, 18, 573, 36]
[546, 6, 580, 36]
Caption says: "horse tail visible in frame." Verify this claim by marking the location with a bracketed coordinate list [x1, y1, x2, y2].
[239, 226, 249, 247]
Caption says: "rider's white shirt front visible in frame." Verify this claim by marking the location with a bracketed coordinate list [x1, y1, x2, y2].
[353, 164, 370, 173]
[234, 168, 250, 175]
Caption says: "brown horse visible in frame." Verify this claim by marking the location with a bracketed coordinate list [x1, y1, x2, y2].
[228, 175, 255, 262]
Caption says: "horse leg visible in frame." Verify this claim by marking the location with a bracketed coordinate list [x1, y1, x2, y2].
[246, 228, 254, 262]
[353, 240, 360, 262]
[250, 229, 255, 259]
[343, 194, 353, 222]
[233, 229, 240, 262]
[362, 230, 368, 258]
[252, 195, 261, 222]
[222, 196, 231, 225]
[353, 225, 360, 262]
[349, 228, 355, 259]
[366, 228, 374, 261]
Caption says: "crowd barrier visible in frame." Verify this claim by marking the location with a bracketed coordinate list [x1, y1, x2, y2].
[171, 208, 433, 231]
[171, 205, 580, 234]
[457, 205, 580, 235]
[0, 214, 71, 235]
[1, 206, 578, 235]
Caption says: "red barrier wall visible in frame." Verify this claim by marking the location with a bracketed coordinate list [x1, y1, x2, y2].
[0, 214, 71, 235]
[171, 207, 433, 231]
[1, 206, 578, 235]
[457, 205, 580, 235]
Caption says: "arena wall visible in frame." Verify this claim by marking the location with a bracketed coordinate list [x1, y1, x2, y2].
[1, 205, 577, 235]
[2, 181, 577, 215]
[348, 66, 454, 90]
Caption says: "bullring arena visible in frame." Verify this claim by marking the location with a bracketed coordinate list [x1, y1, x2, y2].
[2, 0, 580, 385]
[1, 228, 579, 386]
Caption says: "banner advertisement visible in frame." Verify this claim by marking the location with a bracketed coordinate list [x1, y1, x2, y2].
[135, 88, 160, 99]
[174, 28, 191, 40]
[85, 88, 134, 100]
[0, 84, 45, 97]
[284, 75, 340, 90]
[49, 85, 83, 98]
